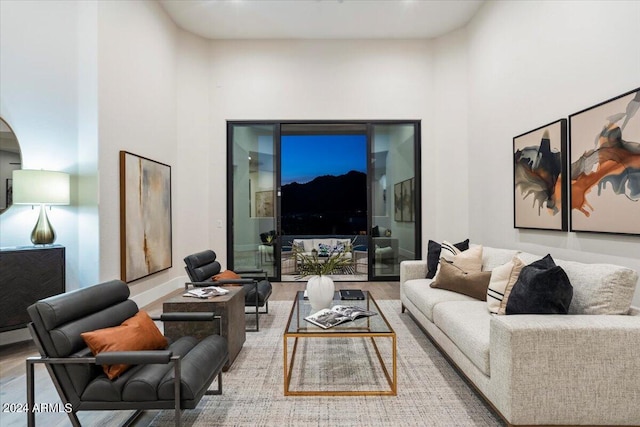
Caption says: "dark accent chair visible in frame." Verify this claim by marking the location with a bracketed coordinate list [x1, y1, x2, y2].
[183, 250, 272, 332]
[26, 279, 228, 427]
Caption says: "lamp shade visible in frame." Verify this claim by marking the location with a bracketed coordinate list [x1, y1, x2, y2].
[12, 170, 70, 205]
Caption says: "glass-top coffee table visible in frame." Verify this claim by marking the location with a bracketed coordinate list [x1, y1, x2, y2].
[283, 290, 397, 396]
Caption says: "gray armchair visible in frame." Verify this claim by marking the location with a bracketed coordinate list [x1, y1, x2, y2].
[183, 250, 272, 332]
[26, 279, 228, 427]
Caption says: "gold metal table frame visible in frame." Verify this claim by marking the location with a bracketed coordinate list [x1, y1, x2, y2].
[283, 291, 397, 396]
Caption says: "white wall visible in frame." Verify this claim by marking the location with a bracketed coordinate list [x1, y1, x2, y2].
[97, 0, 188, 301]
[432, 28, 470, 241]
[466, 0, 640, 306]
[0, 0, 82, 290]
[208, 39, 435, 265]
[0, 0, 90, 345]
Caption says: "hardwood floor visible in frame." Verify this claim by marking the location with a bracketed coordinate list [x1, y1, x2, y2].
[0, 281, 399, 427]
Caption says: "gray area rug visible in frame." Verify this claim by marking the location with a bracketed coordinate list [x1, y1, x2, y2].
[151, 300, 502, 426]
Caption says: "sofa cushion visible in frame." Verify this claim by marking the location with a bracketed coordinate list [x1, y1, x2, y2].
[433, 301, 491, 375]
[430, 260, 492, 300]
[486, 255, 525, 314]
[506, 255, 573, 315]
[403, 278, 476, 322]
[554, 259, 638, 315]
[426, 239, 469, 279]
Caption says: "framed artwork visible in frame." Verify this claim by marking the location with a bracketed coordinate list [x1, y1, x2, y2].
[255, 190, 274, 217]
[569, 87, 640, 235]
[401, 178, 414, 222]
[394, 182, 402, 221]
[513, 119, 567, 231]
[120, 151, 172, 283]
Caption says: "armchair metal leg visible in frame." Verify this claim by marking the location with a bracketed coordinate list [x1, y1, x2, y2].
[27, 358, 35, 427]
[205, 370, 223, 396]
[27, 358, 81, 427]
[122, 410, 144, 427]
[174, 356, 182, 427]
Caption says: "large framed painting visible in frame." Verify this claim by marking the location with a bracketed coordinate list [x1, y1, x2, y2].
[569, 87, 640, 235]
[513, 119, 567, 231]
[120, 151, 172, 283]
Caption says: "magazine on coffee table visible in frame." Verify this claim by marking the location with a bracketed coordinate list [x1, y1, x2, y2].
[304, 305, 377, 329]
[183, 286, 229, 299]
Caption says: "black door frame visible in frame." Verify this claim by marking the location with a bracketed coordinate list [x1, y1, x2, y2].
[227, 120, 421, 282]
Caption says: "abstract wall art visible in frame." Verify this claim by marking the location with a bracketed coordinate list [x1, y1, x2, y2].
[394, 182, 402, 222]
[513, 119, 567, 231]
[255, 190, 274, 217]
[120, 151, 172, 283]
[569, 87, 640, 235]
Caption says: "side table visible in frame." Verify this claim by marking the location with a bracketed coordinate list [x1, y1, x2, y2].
[163, 287, 246, 370]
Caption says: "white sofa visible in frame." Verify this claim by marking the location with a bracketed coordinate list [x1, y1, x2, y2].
[400, 246, 640, 426]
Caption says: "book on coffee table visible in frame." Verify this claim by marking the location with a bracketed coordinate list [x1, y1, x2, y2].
[304, 305, 377, 329]
[339, 289, 365, 300]
[183, 286, 229, 299]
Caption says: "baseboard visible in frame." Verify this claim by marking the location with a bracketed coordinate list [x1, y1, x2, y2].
[129, 276, 185, 309]
[0, 328, 32, 347]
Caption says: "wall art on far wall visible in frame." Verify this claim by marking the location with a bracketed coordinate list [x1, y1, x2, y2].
[120, 151, 172, 283]
[513, 119, 567, 231]
[569, 87, 640, 235]
[255, 190, 274, 217]
[394, 178, 415, 223]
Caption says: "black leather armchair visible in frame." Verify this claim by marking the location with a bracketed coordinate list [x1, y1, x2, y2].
[183, 250, 272, 332]
[26, 279, 228, 427]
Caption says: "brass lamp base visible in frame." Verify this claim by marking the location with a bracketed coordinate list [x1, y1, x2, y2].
[31, 204, 56, 245]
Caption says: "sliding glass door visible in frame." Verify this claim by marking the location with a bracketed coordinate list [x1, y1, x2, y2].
[228, 121, 420, 281]
[369, 123, 420, 280]
[227, 123, 279, 277]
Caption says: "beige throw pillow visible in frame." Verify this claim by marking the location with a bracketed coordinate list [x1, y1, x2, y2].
[486, 255, 524, 314]
[430, 260, 492, 300]
[440, 243, 483, 273]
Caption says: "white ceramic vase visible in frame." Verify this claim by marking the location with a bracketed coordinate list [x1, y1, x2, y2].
[306, 275, 335, 312]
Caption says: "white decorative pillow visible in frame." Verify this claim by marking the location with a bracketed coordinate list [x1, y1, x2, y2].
[487, 255, 524, 314]
[435, 243, 483, 279]
[440, 241, 462, 260]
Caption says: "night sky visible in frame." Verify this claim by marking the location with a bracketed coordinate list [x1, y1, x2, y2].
[281, 134, 367, 184]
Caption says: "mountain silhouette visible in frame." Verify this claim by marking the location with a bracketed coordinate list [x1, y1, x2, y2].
[281, 170, 366, 235]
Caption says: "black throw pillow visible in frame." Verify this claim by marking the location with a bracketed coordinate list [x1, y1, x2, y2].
[426, 239, 470, 279]
[372, 225, 380, 237]
[505, 254, 573, 315]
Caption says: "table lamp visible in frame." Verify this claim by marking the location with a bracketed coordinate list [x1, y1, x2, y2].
[12, 169, 70, 245]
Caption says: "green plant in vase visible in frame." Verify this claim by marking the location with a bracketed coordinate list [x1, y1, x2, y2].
[293, 239, 356, 311]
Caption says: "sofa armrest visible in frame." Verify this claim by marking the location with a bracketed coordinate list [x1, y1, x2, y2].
[400, 260, 428, 284]
[489, 314, 640, 425]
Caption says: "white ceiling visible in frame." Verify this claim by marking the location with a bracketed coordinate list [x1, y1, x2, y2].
[159, 0, 485, 40]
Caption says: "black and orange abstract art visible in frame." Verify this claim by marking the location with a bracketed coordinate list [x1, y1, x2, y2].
[569, 88, 640, 235]
[513, 119, 568, 231]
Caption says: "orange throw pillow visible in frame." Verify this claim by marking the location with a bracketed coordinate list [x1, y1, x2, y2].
[81, 310, 168, 380]
[212, 270, 241, 281]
